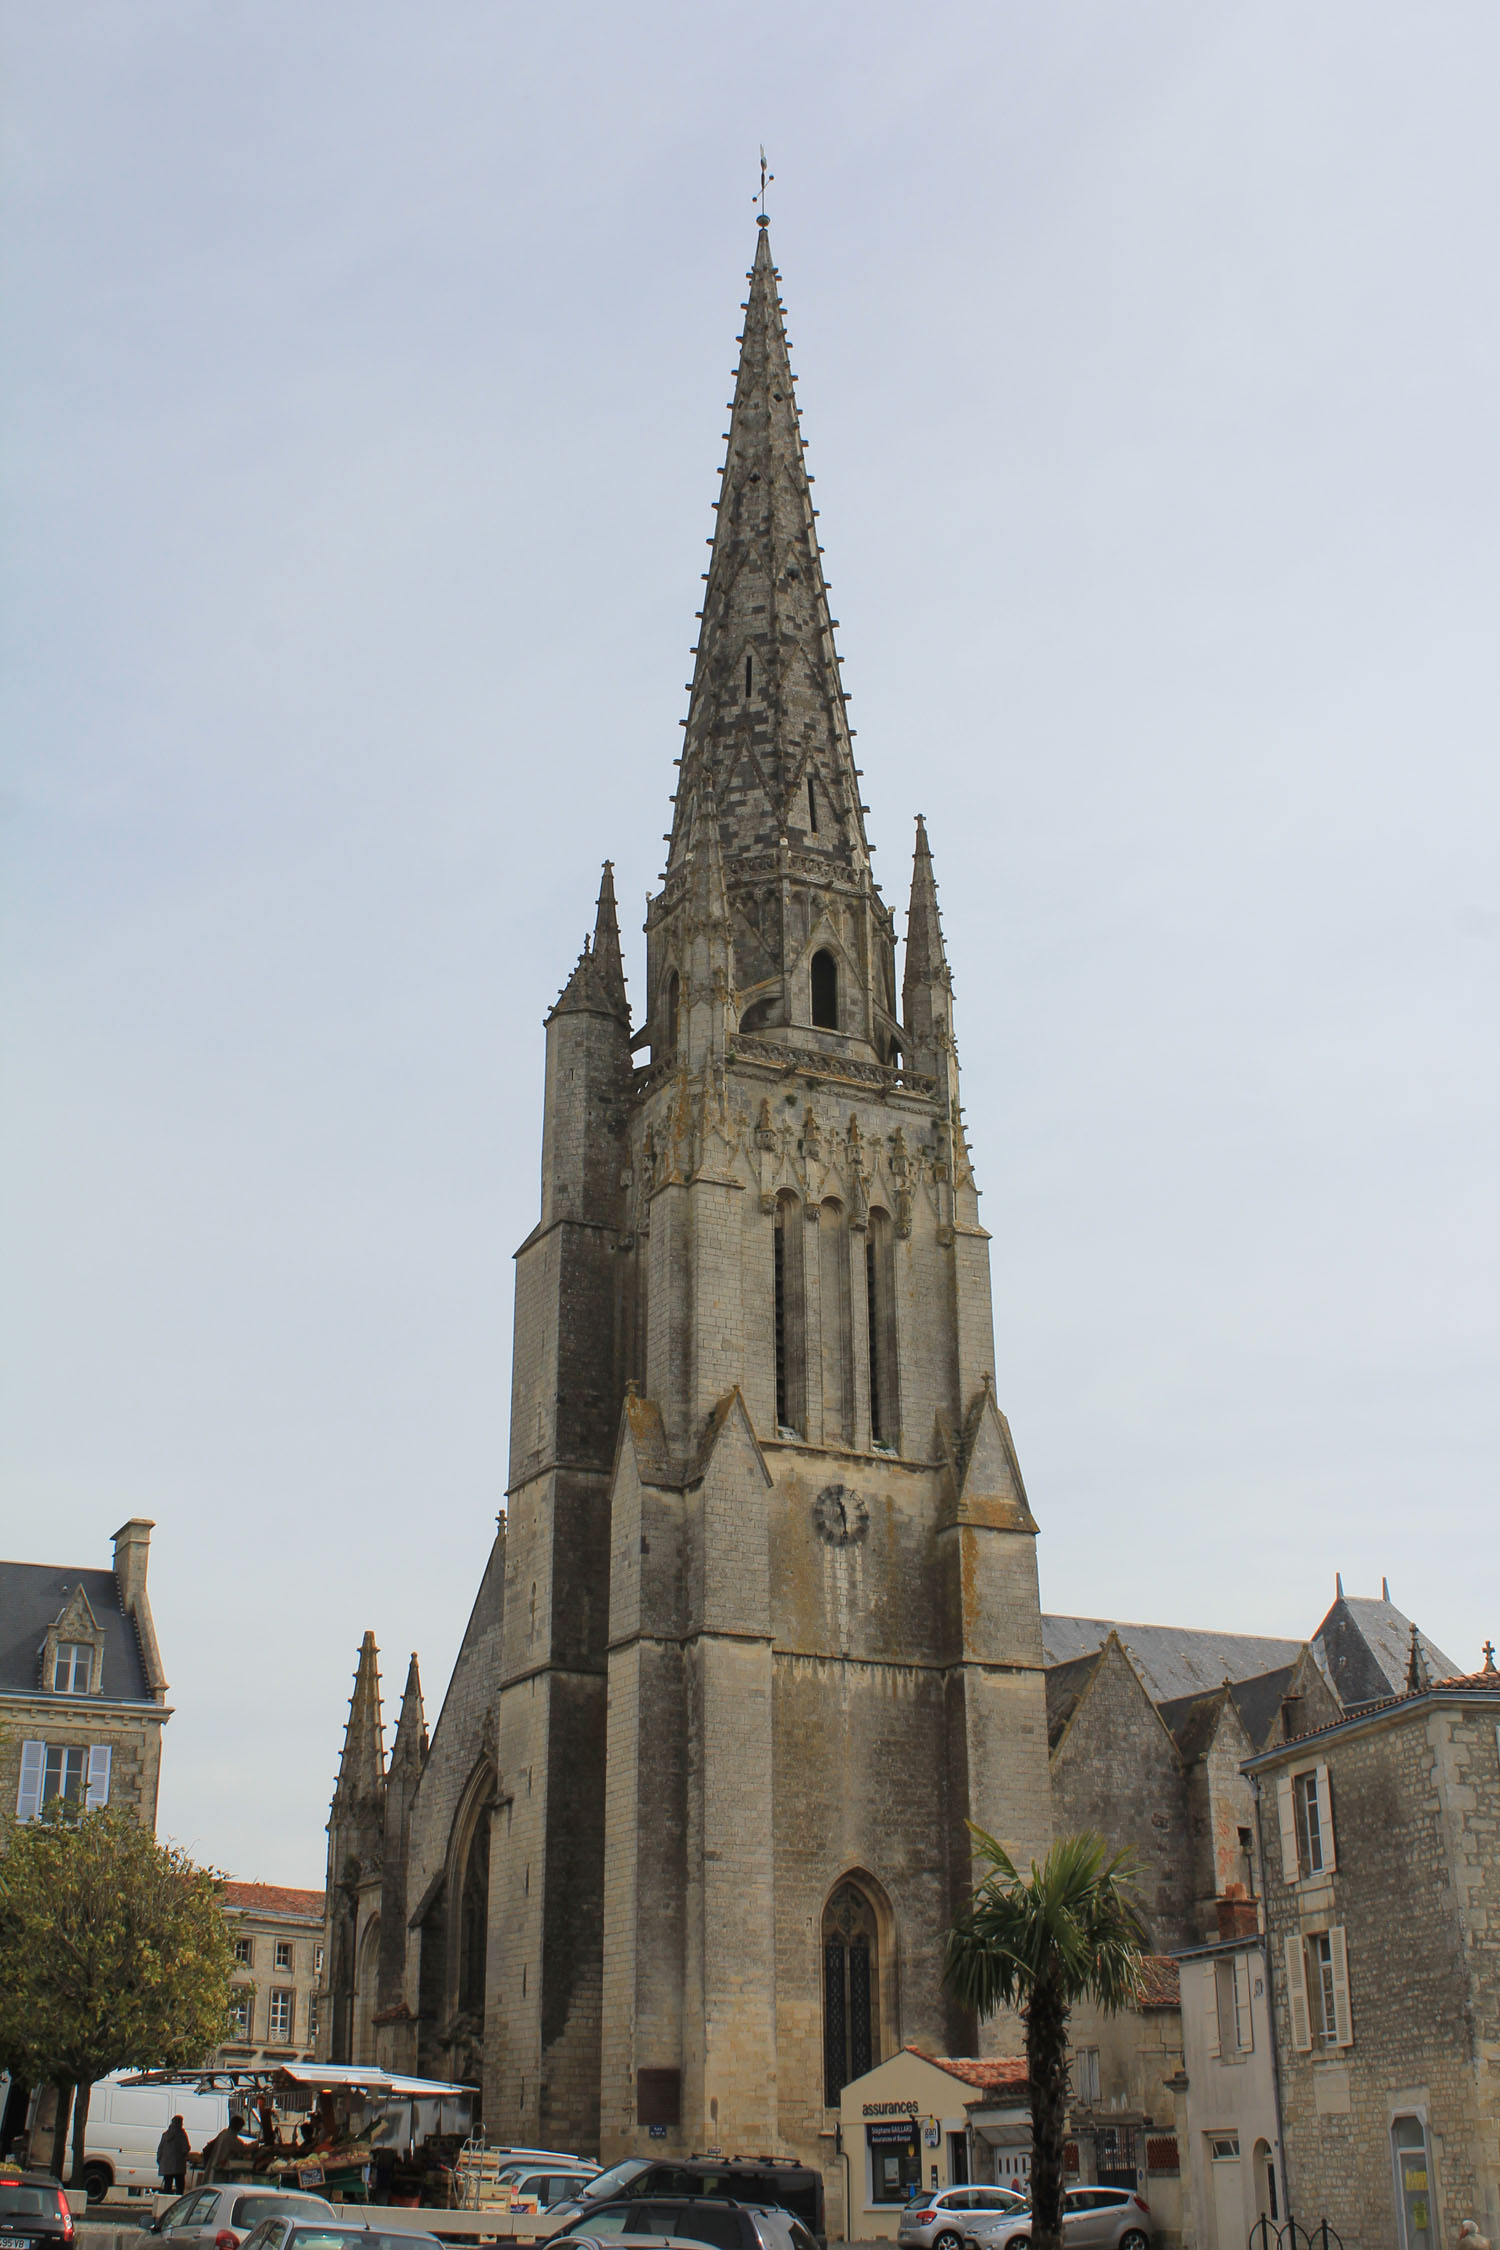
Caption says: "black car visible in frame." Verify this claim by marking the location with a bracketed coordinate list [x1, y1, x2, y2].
[548, 2160, 825, 2241]
[549, 2198, 817, 2250]
[0, 2174, 74, 2250]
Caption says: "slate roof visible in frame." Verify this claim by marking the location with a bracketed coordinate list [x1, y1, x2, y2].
[223, 1882, 326, 1920]
[0, 1560, 151, 1702]
[1158, 1664, 1301, 1760]
[1044, 1651, 1104, 1749]
[1042, 1615, 1302, 1704]
[1312, 1595, 1458, 1706]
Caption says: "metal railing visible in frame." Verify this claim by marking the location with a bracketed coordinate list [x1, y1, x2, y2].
[1250, 2219, 1345, 2250]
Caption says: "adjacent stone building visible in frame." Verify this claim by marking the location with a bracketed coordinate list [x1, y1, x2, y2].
[1247, 1646, 1500, 2250]
[0, 1519, 170, 1829]
[217, 1880, 327, 2066]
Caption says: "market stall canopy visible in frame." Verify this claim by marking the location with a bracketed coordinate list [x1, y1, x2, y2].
[123, 2066, 474, 2096]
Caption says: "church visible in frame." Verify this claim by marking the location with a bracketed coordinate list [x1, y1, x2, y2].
[317, 218, 1440, 2210]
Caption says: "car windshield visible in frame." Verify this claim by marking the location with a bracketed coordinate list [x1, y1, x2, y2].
[579, 2163, 649, 2203]
[0, 2186, 64, 2217]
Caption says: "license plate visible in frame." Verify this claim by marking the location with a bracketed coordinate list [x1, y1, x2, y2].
[0, 2234, 36, 2248]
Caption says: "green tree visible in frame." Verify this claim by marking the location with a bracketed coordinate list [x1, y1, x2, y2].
[943, 1829, 1150, 2250]
[0, 1804, 232, 2189]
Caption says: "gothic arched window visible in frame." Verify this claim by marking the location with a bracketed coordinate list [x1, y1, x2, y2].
[811, 949, 839, 1030]
[823, 1880, 881, 2105]
[665, 970, 680, 1054]
[458, 1804, 490, 2012]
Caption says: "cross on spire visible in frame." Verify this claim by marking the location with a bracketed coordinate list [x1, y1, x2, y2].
[756, 146, 774, 220]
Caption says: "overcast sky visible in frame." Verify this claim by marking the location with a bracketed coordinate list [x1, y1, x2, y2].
[3, 4, 1496, 1887]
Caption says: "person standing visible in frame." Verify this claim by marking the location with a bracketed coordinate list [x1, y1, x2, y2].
[156, 2116, 191, 2195]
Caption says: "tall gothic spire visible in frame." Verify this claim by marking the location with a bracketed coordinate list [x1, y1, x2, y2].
[550, 861, 630, 1024]
[902, 814, 954, 1080]
[668, 220, 868, 878]
[334, 1629, 385, 1800]
[389, 1651, 427, 1776]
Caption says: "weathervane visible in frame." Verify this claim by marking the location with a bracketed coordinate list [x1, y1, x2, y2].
[755, 146, 774, 220]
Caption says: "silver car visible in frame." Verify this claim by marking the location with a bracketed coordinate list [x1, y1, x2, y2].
[963, 2187, 1153, 2250]
[899, 2189, 1029, 2250]
[132, 2188, 336, 2250]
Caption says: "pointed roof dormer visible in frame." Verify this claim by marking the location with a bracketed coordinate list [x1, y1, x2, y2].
[669, 220, 868, 880]
[335, 1630, 386, 1802]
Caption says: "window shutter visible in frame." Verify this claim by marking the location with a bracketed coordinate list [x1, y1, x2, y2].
[1276, 1774, 1299, 1882]
[1202, 1962, 1221, 2058]
[1284, 1933, 1312, 2052]
[17, 1741, 45, 1820]
[1233, 1953, 1255, 2052]
[1328, 1925, 1353, 2046]
[1314, 1762, 1336, 1873]
[86, 1743, 112, 1809]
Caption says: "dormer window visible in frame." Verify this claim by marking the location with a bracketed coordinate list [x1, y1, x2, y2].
[53, 1642, 94, 1693]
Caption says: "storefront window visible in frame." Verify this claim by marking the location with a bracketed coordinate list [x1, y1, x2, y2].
[868, 2121, 920, 2206]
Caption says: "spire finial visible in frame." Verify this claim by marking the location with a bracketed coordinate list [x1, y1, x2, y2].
[755, 146, 774, 222]
[1482, 1639, 1496, 1674]
[1406, 1622, 1430, 1695]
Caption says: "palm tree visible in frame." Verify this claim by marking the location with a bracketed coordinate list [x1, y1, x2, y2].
[943, 1828, 1150, 2250]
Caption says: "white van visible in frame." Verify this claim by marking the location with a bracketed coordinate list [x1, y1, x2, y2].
[55, 2074, 234, 2203]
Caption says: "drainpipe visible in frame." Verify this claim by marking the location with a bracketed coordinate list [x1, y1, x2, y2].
[1251, 1776, 1293, 2227]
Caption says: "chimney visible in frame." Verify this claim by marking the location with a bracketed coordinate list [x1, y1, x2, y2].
[113, 1518, 155, 1617]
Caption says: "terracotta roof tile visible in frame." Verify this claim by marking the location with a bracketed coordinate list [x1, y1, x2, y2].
[903, 2046, 1028, 2093]
[1135, 1955, 1181, 2009]
[223, 1881, 326, 1919]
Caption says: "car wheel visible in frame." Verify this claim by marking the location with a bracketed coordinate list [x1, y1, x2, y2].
[934, 2233, 963, 2250]
[82, 2166, 113, 2206]
[1119, 2232, 1149, 2250]
[1006, 2236, 1032, 2250]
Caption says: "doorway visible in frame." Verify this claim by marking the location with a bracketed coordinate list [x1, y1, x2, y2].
[1209, 2134, 1242, 2250]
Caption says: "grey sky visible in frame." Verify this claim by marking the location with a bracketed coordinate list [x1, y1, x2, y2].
[3, 4, 1496, 1886]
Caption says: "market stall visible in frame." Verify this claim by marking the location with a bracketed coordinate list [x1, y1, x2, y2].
[124, 2063, 475, 2208]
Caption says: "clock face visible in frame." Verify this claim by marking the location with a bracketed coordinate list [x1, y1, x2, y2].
[812, 1482, 869, 1546]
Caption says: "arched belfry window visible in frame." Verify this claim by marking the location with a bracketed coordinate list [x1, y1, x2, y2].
[665, 970, 680, 1054]
[811, 949, 839, 1030]
[774, 1192, 806, 1436]
[820, 1200, 853, 1444]
[823, 1880, 882, 2105]
[866, 1208, 898, 1449]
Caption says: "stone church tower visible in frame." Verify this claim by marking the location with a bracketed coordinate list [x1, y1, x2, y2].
[323, 217, 1053, 2198]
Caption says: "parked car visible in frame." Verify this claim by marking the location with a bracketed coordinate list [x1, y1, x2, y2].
[130, 2186, 336, 2250]
[497, 2166, 600, 2213]
[548, 2158, 824, 2240]
[898, 2188, 1028, 2250]
[548, 2202, 818, 2250]
[0, 2171, 74, 2250]
[240, 2224, 444, 2250]
[963, 2187, 1153, 2250]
